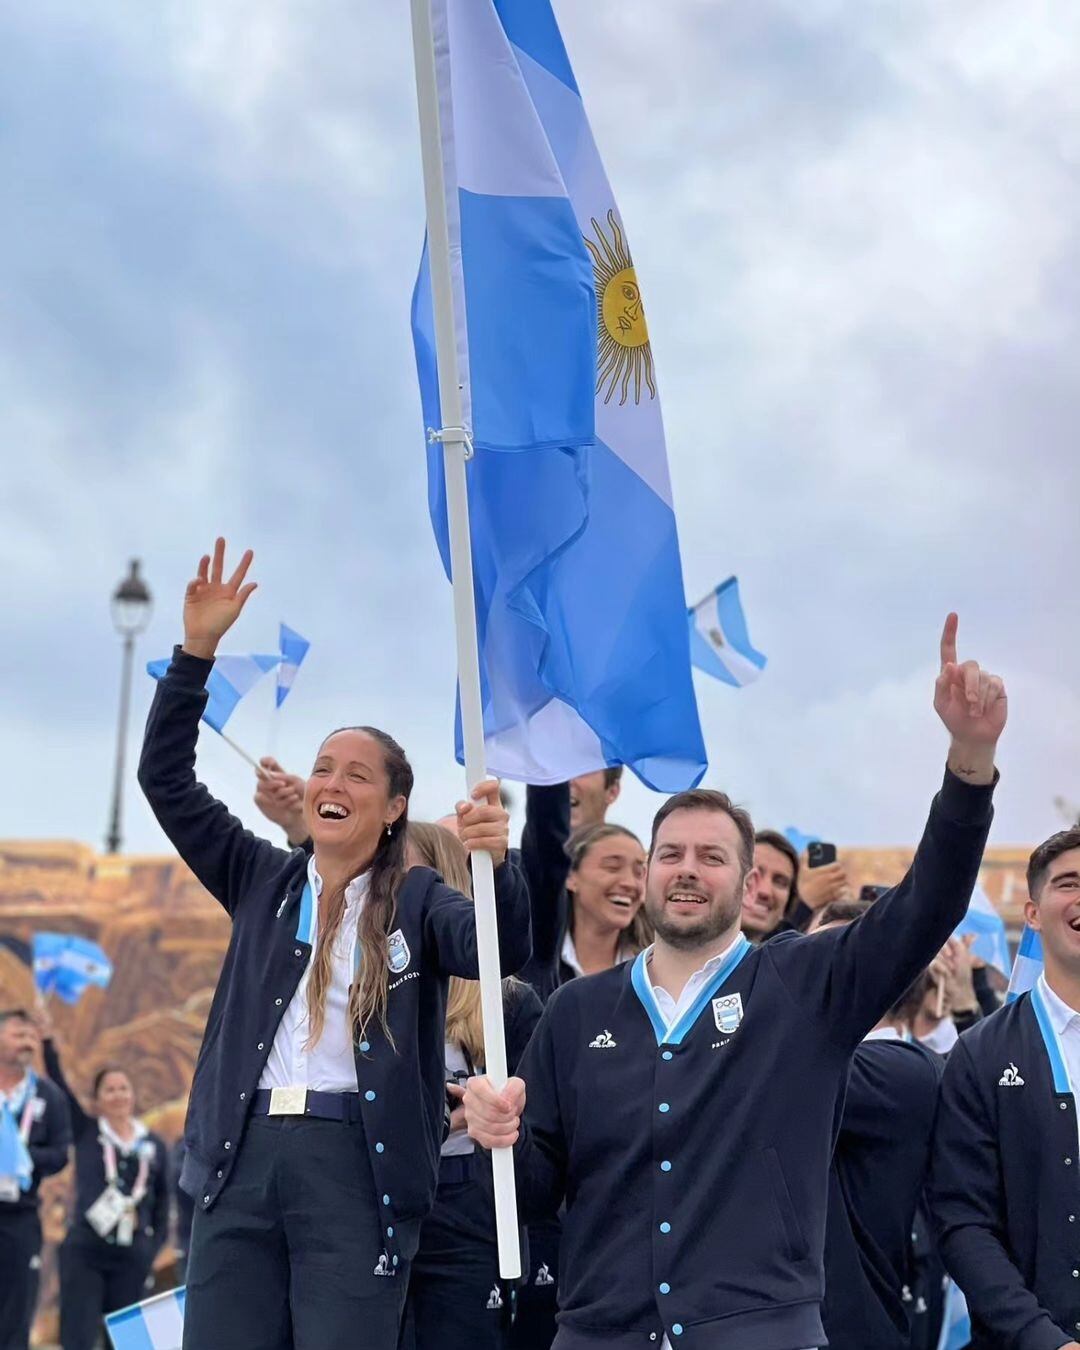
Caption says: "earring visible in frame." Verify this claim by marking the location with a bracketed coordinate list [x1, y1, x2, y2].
[385, 824, 393, 839]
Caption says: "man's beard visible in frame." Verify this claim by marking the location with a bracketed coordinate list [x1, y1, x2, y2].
[647, 893, 742, 951]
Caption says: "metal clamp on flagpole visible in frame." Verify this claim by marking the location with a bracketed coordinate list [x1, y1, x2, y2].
[427, 425, 475, 461]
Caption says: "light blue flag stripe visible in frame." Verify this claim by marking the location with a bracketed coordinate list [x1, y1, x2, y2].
[276, 624, 311, 708]
[953, 884, 1010, 975]
[413, 0, 706, 789]
[688, 577, 767, 688]
[1007, 925, 1044, 1002]
[148, 654, 280, 734]
[106, 1288, 185, 1350]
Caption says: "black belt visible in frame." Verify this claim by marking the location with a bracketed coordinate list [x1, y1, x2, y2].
[252, 1088, 363, 1123]
[439, 1152, 479, 1184]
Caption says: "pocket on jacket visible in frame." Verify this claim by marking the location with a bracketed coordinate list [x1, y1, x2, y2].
[760, 1147, 808, 1262]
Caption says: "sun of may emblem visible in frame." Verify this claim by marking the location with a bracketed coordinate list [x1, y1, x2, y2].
[584, 209, 657, 407]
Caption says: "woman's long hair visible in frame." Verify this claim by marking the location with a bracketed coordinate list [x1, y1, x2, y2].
[565, 821, 653, 955]
[407, 820, 487, 1067]
[306, 726, 414, 1050]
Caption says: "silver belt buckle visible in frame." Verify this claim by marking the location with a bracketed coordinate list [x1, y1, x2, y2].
[268, 1086, 307, 1116]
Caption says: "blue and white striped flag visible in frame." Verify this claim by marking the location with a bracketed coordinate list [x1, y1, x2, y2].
[411, 0, 706, 790]
[954, 884, 1010, 975]
[1007, 925, 1044, 1002]
[688, 578, 766, 689]
[106, 1287, 186, 1350]
[148, 654, 280, 734]
[32, 933, 112, 1005]
[276, 624, 310, 709]
[937, 1279, 971, 1350]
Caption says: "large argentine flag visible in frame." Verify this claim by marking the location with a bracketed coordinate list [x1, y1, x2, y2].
[689, 578, 767, 688]
[412, 0, 706, 790]
[106, 1287, 185, 1350]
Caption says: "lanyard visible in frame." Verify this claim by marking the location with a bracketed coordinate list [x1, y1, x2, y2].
[1030, 981, 1074, 1096]
[100, 1130, 151, 1206]
[1, 1073, 37, 1144]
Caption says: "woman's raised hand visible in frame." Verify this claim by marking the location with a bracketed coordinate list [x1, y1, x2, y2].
[182, 538, 257, 659]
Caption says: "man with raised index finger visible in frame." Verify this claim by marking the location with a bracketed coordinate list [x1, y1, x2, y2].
[465, 616, 1006, 1350]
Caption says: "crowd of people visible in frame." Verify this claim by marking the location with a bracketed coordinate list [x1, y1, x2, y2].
[2, 540, 1078, 1350]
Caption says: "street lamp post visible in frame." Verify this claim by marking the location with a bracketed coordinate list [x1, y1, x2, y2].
[105, 560, 153, 855]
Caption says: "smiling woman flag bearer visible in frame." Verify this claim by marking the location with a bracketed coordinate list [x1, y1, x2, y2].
[138, 539, 532, 1350]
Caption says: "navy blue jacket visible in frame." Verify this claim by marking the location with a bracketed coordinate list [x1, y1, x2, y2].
[138, 648, 531, 1270]
[43, 1039, 168, 1259]
[821, 1037, 941, 1350]
[930, 994, 1080, 1350]
[509, 770, 993, 1350]
[0, 1071, 70, 1214]
[517, 784, 573, 1003]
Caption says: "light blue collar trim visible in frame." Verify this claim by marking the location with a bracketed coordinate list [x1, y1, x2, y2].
[630, 935, 752, 1047]
[295, 880, 316, 947]
[1030, 982, 1072, 1095]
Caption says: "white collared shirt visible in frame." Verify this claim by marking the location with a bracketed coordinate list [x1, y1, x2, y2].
[561, 931, 634, 980]
[918, 1018, 958, 1056]
[0, 1072, 31, 1112]
[863, 1027, 903, 1043]
[1037, 974, 1080, 1156]
[643, 933, 744, 1031]
[97, 1116, 148, 1156]
[259, 857, 368, 1093]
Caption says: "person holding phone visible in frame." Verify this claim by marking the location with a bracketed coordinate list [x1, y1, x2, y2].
[138, 539, 531, 1350]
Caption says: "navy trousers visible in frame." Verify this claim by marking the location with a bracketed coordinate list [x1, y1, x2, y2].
[184, 1115, 413, 1350]
[59, 1231, 153, 1350]
[403, 1159, 509, 1350]
[510, 1218, 559, 1350]
[0, 1208, 40, 1350]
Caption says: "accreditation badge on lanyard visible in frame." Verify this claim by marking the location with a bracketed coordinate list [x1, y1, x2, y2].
[86, 1131, 152, 1246]
[0, 1076, 38, 1204]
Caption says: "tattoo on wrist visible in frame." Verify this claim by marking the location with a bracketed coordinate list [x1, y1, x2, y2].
[951, 764, 979, 778]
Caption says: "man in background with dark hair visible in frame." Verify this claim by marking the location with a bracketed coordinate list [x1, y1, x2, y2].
[742, 830, 800, 941]
[465, 617, 1004, 1350]
[931, 824, 1080, 1350]
[569, 767, 623, 832]
[0, 1008, 71, 1350]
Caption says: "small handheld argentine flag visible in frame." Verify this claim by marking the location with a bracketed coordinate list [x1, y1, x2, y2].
[148, 654, 280, 733]
[1007, 925, 1044, 1002]
[106, 1287, 186, 1350]
[953, 884, 1010, 975]
[33, 933, 112, 1005]
[276, 624, 310, 708]
[688, 578, 766, 689]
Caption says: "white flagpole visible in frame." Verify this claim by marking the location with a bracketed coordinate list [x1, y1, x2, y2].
[408, 0, 521, 1279]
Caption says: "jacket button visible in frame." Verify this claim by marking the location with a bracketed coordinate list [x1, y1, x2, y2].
[659, 1222, 671, 1234]
[376, 1142, 385, 1153]
[224, 1141, 231, 1150]
[240, 1092, 246, 1101]
[275, 998, 283, 1006]
[383, 1194, 390, 1206]
[392, 1255, 399, 1267]
[1062, 1102, 1069, 1110]
[387, 1226, 394, 1237]
[203, 1196, 210, 1205]
[217, 1170, 223, 1178]
[660, 1161, 672, 1172]
[365, 1090, 376, 1102]
[661, 1051, 673, 1061]
[659, 1283, 670, 1295]
[257, 1042, 265, 1052]
[658, 1103, 670, 1114]
[295, 948, 302, 957]
[1072, 1269, 1079, 1278]
[359, 1041, 371, 1053]
[672, 1325, 683, 1337]
[1070, 1215, 1076, 1223]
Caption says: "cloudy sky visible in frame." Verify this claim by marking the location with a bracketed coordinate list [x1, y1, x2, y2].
[3, 0, 1078, 861]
